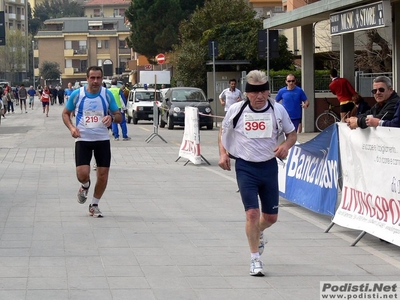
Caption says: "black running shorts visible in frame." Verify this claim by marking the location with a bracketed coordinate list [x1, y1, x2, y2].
[75, 140, 111, 167]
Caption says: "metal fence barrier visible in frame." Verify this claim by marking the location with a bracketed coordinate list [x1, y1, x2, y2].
[356, 72, 392, 97]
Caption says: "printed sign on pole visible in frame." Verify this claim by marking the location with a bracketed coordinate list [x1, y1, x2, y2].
[179, 107, 201, 165]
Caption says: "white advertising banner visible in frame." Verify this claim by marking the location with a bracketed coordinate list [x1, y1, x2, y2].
[334, 123, 400, 246]
[179, 107, 201, 165]
[139, 71, 171, 84]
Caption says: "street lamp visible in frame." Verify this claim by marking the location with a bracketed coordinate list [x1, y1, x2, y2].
[32, 40, 35, 90]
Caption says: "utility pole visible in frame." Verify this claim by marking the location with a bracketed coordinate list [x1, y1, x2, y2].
[32, 40, 35, 90]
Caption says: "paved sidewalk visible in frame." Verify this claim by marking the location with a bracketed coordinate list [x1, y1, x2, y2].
[0, 101, 399, 300]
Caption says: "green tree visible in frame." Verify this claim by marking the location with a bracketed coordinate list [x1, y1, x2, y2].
[270, 35, 294, 71]
[204, 21, 262, 60]
[0, 30, 27, 83]
[173, 41, 207, 88]
[29, 0, 84, 36]
[33, 0, 84, 21]
[40, 61, 61, 80]
[180, 0, 204, 15]
[125, 0, 205, 62]
[27, 3, 41, 36]
[174, 0, 261, 89]
[174, 0, 295, 90]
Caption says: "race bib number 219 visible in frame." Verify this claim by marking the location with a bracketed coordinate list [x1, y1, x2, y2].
[243, 113, 272, 138]
[84, 110, 104, 128]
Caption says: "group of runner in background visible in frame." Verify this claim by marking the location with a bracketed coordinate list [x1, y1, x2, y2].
[0, 82, 77, 118]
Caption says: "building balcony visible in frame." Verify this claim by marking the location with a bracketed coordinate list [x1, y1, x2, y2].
[119, 48, 130, 55]
[64, 67, 85, 75]
[248, 0, 280, 3]
[64, 68, 74, 76]
[64, 48, 88, 57]
[74, 48, 87, 55]
[64, 49, 74, 57]
[9, 13, 16, 20]
[119, 53, 131, 59]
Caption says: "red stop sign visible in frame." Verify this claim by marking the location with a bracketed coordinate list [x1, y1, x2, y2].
[156, 53, 165, 64]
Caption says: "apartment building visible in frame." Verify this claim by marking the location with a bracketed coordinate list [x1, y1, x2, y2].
[82, 0, 129, 18]
[34, 16, 131, 84]
[282, 0, 319, 11]
[0, 0, 28, 31]
[248, 0, 284, 17]
[0, 0, 29, 83]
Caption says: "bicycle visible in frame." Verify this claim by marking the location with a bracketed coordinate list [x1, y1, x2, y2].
[315, 98, 341, 132]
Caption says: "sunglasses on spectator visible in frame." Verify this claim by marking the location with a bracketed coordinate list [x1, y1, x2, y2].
[286, 80, 295, 83]
[371, 87, 385, 94]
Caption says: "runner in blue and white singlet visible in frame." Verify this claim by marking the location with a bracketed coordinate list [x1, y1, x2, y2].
[65, 86, 119, 142]
[62, 66, 122, 218]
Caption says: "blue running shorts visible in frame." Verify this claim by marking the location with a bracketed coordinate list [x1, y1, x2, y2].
[235, 158, 279, 214]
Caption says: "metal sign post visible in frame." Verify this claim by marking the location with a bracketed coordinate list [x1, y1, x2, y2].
[266, 29, 270, 83]
[145, 74, 167, 143]
[209, 41, 218, 128]
[32, 40, 35, 90]
[145, 101, 167, 143]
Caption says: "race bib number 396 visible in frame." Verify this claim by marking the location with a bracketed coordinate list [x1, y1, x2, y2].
[243, 113, 272, 138]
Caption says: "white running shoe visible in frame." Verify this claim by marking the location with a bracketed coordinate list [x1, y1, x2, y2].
[89, 204, 103, 218]
[250, 257, 265, 276]
[77, 184, 89, 204]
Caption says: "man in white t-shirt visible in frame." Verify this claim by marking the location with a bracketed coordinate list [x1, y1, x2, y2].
[218, 70, 296, 277]
[219, 78, 243, 113]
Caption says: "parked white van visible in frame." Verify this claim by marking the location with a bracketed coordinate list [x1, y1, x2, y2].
[126, 88, 161, 124]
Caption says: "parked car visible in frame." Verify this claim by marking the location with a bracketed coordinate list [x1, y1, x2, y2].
[159, 87, 213, 130]
[103, 79, 124, 88]
[126, 88, 161, 124]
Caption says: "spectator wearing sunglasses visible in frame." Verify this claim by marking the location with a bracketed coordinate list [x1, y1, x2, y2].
[329, 69, 357, 121]
[275, 74, 308, 132]
[347, 76, 398, 129]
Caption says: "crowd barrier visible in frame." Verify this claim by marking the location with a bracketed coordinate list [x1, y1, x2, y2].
[334, 123, 400, 246]
[176, 105, 400, 246]
[278, 124, 339, 216]
[278, 122, 400, 247]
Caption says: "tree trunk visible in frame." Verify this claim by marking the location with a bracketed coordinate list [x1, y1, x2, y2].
[366, 29, 391, 72]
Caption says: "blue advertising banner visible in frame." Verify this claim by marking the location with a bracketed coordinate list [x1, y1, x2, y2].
[278, 124, 340, 216]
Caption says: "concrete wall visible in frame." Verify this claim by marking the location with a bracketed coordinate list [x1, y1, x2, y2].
[38, 38, 65, 70]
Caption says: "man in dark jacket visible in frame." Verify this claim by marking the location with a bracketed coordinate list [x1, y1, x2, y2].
[50, 85, 58, 105]
[346, 76, 398, 129]
[367, 99, 400, 128]
[57, 86, 64, 105]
